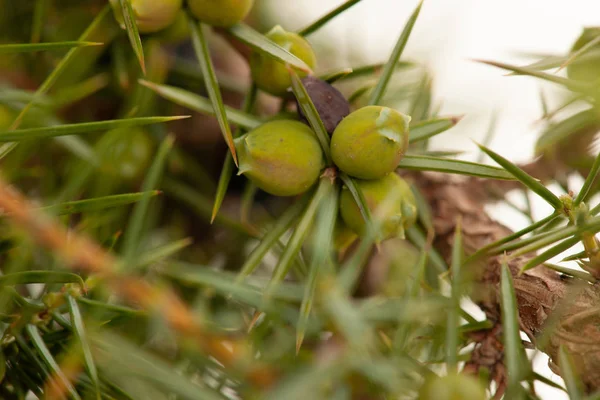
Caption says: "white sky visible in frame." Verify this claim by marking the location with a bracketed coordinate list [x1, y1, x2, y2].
[260, 1, 600, 398]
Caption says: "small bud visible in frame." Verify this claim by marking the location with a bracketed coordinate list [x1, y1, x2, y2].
[250, 26, 317, 96]
[236, 120, 324, 196]
[296, 76, 350, 135]
[339, 173, 417, 241]
[109, 0, 183, 34]
[331, 106, 410, 179]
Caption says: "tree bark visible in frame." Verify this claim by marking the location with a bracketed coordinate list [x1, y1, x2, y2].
[411, 171, 600, 394]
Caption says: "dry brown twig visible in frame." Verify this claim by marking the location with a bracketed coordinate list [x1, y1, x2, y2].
[0, 174, 277, 391]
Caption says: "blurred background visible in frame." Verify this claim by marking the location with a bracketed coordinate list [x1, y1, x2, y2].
[253, 1, 600, 398]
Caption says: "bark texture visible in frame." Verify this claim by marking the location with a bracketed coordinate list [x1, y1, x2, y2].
[411, 171, 600, 394]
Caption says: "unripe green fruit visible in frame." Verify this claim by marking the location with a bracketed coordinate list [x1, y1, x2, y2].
[109, 0, 182, 34]
[339, 173, 417, 241]
[250, 26, 317, 96]
[419, 374, 486, 400]
[331, 106, 410, 179]
[236, 120, 324, 196]
[188, 0, 254, 27]
[101, 128, 154, 180]
[567, 27, 600, 83]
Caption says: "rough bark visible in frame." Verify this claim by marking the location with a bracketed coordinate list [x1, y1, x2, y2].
[410, 171, 600, 394]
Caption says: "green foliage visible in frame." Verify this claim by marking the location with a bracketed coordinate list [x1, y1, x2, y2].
[1, 1, 599, 399]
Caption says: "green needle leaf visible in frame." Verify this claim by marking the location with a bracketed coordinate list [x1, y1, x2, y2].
[409, 116, 462, 143]
[0, 41, 103, 54]
[398, 154, 516, 180]
[520, 236, 580, 273]
[574, 148, 600, 206]
[558, 346, 584, 400]
[118, 0, 146, 74]
[238, 194, 310, 279]
[446, 220, 462, 374]
[290, 70, 332, 163]
[0, 116, 188, 142]
[297, 184, 338, 352]
[139, 80, 262, 129]
[476, 143, 563, 210]
[0, 271, 84, 287]
[339, 172, 373, 225]
[8, 5, 118, 132]
[474, 59, 590, 93]
[66, 295, 100, 400]
[189, 18, 238, 165]
[500, 264, 527, 398]
[298, 0, 364, 36]
[132, 238, 193, 271]
[38, 191, 160, 216]
[368, 0, 423, 106]
[211, 84, 257, 223]
[121, 135, 174, 269]
[228, 23, 312, 73]
[26, 325, 82, 400]
[266, 179, 332, 295]
[535, 108, 598, 153]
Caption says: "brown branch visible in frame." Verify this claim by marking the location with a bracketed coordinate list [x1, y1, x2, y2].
[0, 175, 277, 389]
[410, 171, 600, 393]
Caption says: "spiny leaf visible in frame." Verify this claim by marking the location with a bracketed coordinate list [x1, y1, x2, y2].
[212, 84, 257, 223]
[266, 179, 333, 295]
[66, 296, 100, 400]
[297, 184, 338, 352]
[189, 18, 238, 165]
[509, 216, 600, 259]
[339, 172, 373, 225]
[368, 0, 423, 106]
[476, 143, 563, 210]
[92, 331, 223, 400]
[446, 220, 462, 374]
[0, 41, 103, 54]
[474, 59, 590, 93]
[319, 68, 354, 83]
[0, 271, 84, 287]
[118, 0, 146, 74]
[574, 145, 600, 206]
[132, 238, 193, 271]
[26, 325, 82, 400]
[30, 0, 50, 43]
[39, 191, 160, 216]
[139, 80, 262, 130]
[121, 135, 174, 269]
[520, 236, 580, 273]
[544, 263, 595, 282]
[558, 346, 584, 400]
[9, 5, 118, 131]
[466, 212, 560, 262]
[228, 23, 312, 72]
[0, 116, 188, 142]
[398, 154, 516, 180]
[290, 70, 332, 163]
[559, 35, 600, 72]
[237, 195, 310, 279]
[298, 0, 364, 36]
[535, 108, 598, 153]
[409, 116, 462, 143]
[500, 264, 527, 398]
